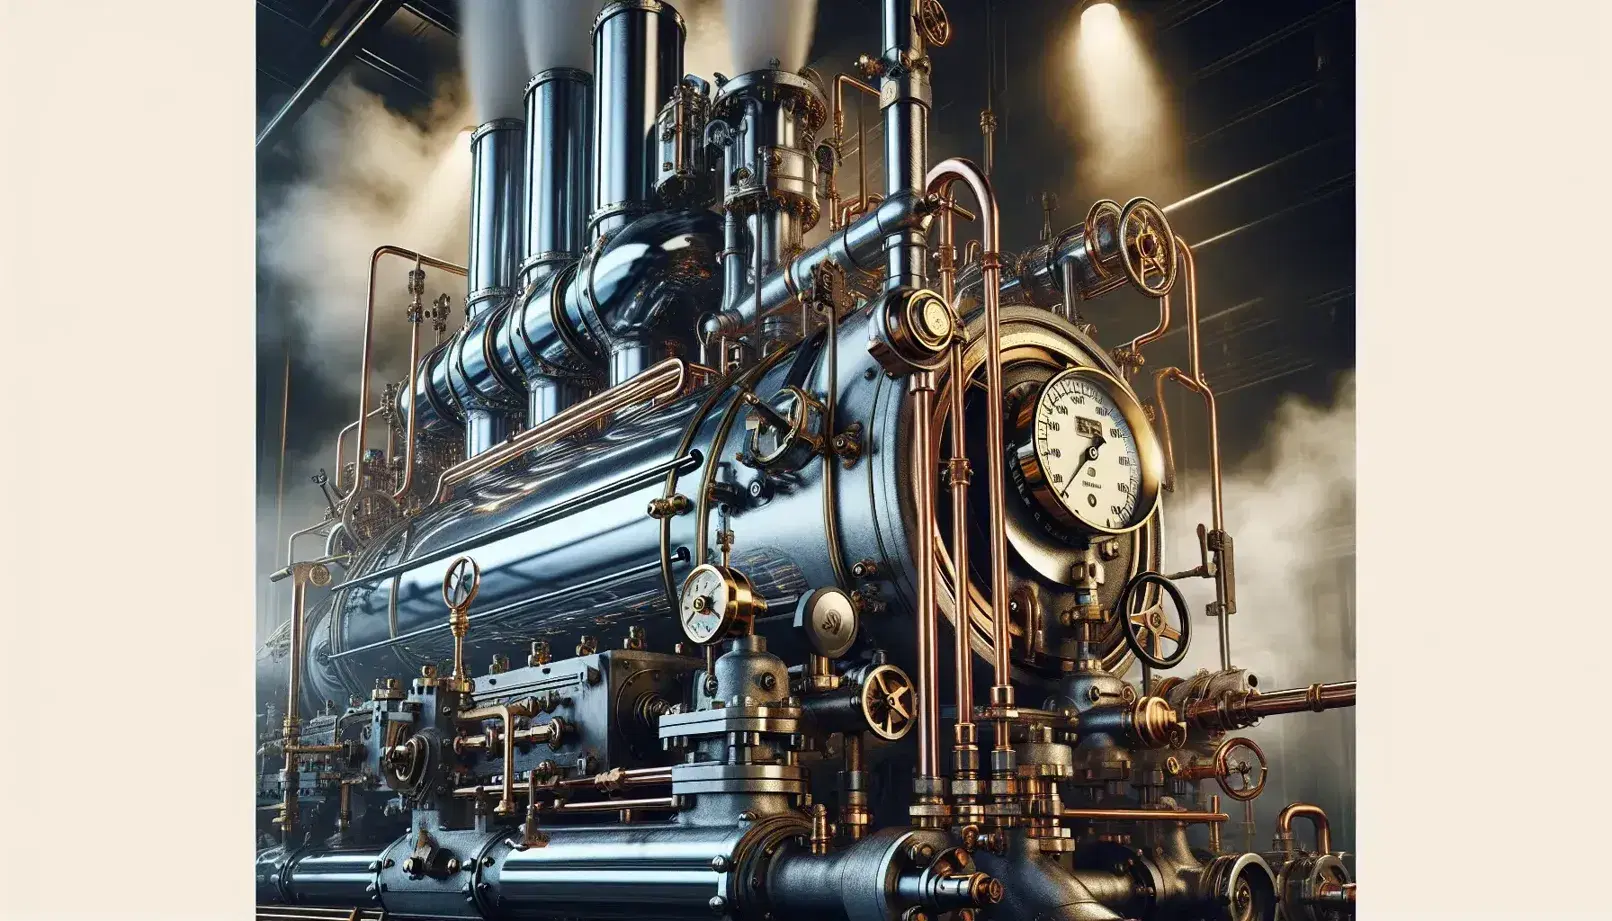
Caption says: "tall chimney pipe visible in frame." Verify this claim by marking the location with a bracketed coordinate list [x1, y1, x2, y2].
[468, 119, 525, 316]
[521, 68, 593, 289]
[880, 0, 930, 290]
[590, 0, 687, 239]
[464, 118, 525, 456]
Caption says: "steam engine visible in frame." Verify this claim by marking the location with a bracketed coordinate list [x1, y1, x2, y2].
[256, 3, 1357, 920]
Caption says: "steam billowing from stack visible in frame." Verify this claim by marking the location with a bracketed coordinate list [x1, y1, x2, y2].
[725, 0, 818, 74]
[455, 1, 598, 454]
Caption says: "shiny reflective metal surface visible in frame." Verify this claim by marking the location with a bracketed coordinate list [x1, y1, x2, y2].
[257, 3, 1356, 919]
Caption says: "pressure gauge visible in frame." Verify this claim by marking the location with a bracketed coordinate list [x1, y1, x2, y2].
[678, 563, 760, 646]
[1008, 365, 1163, 537]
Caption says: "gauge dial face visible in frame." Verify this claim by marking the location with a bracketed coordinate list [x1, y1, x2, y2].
[1035, 374, 1143, 531]
[1011, 367, 1160, 536]
[679, 564, 734, 645]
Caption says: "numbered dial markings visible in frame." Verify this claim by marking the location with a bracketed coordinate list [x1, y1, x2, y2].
[1009, 365, 1162, 539]
[679, 564, 757, 646]
[1035, 375, 1144, 531]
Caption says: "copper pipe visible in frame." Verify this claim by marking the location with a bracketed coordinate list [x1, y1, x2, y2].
[348, 246, 467, 499]
[278, 562, 326, 843]
[838, 192, 884, 228]
[909, 369, 941, 792]
[1184, 681, 1355, 730]
[1120, 293, 1171, 381]
[1061, 808, 1228, 824]
[284, 522, 329, 572]
[1243, 681, 1356, 716]
[830, 75, 880, 231]
[1150, 239, 1235, 668]
[924, 158, 1012, 749]
[332, 407, 387, 492]
[1208, 794, 1222, 853]
[935, 196, 979, 787]
[556, 766, 672, 790]
[454, 766, 671, 799]
[1275, 803, 1332, 855]
[337, 780, 352, 836]
[455, 703, 533, 816]
[430, 358, 686, 503]
[554, 796, 676, 814]
[272, 350, 291, 611]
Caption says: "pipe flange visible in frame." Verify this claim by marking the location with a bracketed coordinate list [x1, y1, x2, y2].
[1279, 853, 1351, 921]
[1198, 852, 1279, 921]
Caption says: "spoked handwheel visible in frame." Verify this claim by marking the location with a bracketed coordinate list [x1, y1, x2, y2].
[1115, 571, 1192, 669]
[1213, 736, 1269, 802]
[859, 664, 916, 740]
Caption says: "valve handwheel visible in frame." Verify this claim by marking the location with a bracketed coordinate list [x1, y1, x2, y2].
[860, 664, 916, 740]
[442, 556, 481, 612]
[1115, 571, 1192, 669]
[1118, 197, 1179, 297]
[1213, 736, 1268, 802]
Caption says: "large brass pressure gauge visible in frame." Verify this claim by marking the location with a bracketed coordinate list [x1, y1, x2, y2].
[678, 563, 760, 646]
[1008, 366, 1164, 537]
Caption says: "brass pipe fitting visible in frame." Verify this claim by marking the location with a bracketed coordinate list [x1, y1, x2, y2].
[346, 246, 467, 499]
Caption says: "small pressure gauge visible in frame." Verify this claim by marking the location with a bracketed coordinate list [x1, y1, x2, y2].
[678, 563, 760, 646]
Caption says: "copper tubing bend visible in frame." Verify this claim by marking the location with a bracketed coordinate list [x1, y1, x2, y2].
[347, 246, 467, 499]
[1150, 239, 1235, 669]
[924, 158, 1012, 745]
[1275, 803, 1332, 855]
[934, 193, 977, 764]
[430, 358, 687, 503]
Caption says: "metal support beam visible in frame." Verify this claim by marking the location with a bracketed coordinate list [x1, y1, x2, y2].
[256, 0, 403, 152]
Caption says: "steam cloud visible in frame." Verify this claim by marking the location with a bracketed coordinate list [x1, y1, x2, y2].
[726, 0, 818, 74]
[520, 0, 596, 76]
[461, 1, 529, 121]
[256, 77, 474, 640]
[1153, 373, 1357, 852]
[680, 0, 734, 80]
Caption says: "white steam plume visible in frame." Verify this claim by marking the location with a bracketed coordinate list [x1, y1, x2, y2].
[680, 0, 733, 80]
[1150, 373, 1357, 850]
[520, 0, 597, 76]
[256, 79, 474, 638]
[726, 0, 818, 74]
[462, 0, 531, 121]
[258, 78, 472, 398]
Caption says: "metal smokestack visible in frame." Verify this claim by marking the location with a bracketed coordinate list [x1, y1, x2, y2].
[467, 119, 524, 317]
[591, 0, 687, 238]
[521, 69, 593, 288]
[880, 0, 930, 290]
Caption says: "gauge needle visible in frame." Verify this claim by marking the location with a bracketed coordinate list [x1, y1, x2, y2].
[1060, 434, 1105, 497]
